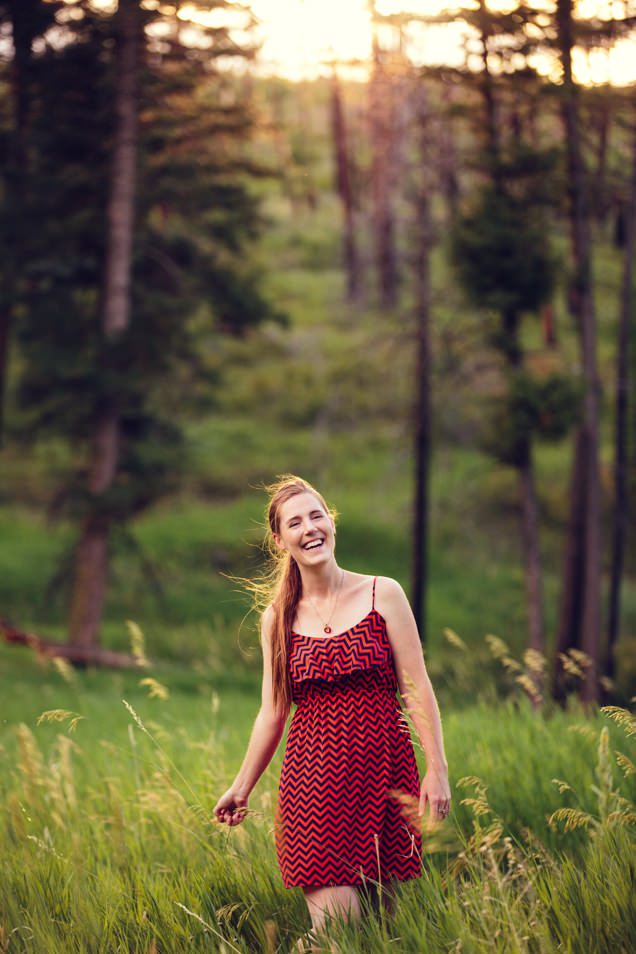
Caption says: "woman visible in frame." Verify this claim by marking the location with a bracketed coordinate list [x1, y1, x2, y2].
[214, 476, 450, 936]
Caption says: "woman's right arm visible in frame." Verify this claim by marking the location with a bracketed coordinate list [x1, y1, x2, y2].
[213, 606, 289, 826]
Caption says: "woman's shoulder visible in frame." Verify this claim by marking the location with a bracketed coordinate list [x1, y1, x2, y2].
[373, 575, 409, 614]
[344, 571, 405, 606]
[342, 571, 403, 591]
[373, 575, 404, 596]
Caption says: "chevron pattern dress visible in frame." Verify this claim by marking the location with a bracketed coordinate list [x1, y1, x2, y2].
[276, 579, 422, 888]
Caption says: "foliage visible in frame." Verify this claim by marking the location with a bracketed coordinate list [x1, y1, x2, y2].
[2, 2, 274, 525]
[450, 181, 555, 316]
[483, 369, 582, 466]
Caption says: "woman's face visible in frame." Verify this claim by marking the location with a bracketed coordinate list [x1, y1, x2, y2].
[273, 491, 335, 566]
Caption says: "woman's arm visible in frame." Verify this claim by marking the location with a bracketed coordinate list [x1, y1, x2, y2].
[376, 576, 451, 827]
[213, 606, 290, 826]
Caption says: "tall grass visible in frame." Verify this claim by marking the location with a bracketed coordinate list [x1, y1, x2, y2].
[1, 643, 635, 953]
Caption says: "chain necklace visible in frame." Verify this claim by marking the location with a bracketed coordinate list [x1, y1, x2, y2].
[305, 569, 345, 634]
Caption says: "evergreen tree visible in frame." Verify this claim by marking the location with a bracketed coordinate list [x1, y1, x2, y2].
[4, 0, 272, 653]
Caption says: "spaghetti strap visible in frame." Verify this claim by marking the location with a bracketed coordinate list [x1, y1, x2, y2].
[372, 576, 377, 609]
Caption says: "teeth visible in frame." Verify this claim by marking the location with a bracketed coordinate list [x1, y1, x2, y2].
[304, 540, 322, 550]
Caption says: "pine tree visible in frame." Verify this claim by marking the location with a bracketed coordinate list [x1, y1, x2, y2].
[6, 0, 272, 655]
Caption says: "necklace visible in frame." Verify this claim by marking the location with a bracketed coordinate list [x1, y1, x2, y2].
[306, 570, 345, 634]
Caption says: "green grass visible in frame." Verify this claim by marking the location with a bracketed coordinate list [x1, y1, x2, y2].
[1, 647, 635, 954]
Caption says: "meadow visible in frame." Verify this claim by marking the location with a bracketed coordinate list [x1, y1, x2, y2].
[1, 634, 636, 954]
[2, 87, 636, 952]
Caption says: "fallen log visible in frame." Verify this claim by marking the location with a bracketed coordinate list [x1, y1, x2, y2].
[1, 619, 142, 669]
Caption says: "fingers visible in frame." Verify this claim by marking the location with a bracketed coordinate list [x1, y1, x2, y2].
[213, 793, 248, 826]
[435, 800, 450, 819]
[215, 808, 245, 826]
[419, 792, 451, 825]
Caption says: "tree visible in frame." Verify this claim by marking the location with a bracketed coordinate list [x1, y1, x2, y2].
[606, 115, 636, 689]
[329, 65, 361, 301]
[448, 0, 564, 689]
[8, 0, 272, 654]
[409, 71, 435, 644]
[0, 0, 60, 445]
[368, 5, 400, 309]
[67, 0, 140, 650]
[553, 0, 603, 706]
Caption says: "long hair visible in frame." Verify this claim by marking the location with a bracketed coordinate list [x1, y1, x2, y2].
[250, 475, 336, 711]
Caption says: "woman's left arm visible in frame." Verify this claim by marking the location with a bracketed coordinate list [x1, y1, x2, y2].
[376, 576, 451, 827]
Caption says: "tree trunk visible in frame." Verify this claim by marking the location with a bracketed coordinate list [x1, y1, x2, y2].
[439, 79, 459, 222]
[552, 426, 588, 702]
[410, 77, 433, 645]
[369, 26, 399, 309]
[68, 0, 139, 649]
[606, 119, 636, 688]
[556, 0, 602, 707]
[2, 619, 142, 669]
[330, 67, 360, 302]
[506, 307, 545, 687]
[477, 0, 499, 176]
[593, 100, 610, 222]
[519, 447, 545, 689]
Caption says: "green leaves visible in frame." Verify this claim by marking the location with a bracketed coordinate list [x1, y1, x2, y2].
[451, 183, 555, 316]
[481, 369, 581, 466]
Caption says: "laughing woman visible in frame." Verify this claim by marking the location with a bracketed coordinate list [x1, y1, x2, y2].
[213, 475, 450, 938]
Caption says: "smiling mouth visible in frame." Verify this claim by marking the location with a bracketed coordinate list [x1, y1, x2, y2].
[303, 539, 324, 551]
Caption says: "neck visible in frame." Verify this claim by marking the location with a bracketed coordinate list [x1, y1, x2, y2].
[299, 560, 342, 598]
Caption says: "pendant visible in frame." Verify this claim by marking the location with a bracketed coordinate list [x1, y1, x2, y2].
[323, 625, 332, 634]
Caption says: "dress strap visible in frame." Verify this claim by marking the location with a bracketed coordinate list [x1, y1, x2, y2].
[372, 576, 377, 609]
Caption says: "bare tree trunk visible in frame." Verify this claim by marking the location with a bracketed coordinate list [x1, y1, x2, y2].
[68, 0, 139, 649]
[606, 119, 636, 688]
[506, 307, 545, 689]
[553, 427, 588, 702]
[519, 449, 545, 657]
[477, 0, 499, 176]
[439, 79, 459, 221]
[330, 66, 360, 302]
[410, 76, 434, 645]
[556, 0, 602, 707]
[593, 100, 610, 222]
[369, 24, 399, 309]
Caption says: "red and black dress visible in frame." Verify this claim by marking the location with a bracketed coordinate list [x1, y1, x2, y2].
[276, 578, 422, 888]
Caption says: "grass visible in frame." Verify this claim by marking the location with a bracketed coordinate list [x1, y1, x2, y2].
[2, 70, 636, 953]
[1, 641, 635, 953]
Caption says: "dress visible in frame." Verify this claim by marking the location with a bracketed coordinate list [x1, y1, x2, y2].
[276, 578, 422, 888]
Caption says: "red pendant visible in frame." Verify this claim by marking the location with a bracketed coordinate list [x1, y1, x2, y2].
[324, 625, 332, 634]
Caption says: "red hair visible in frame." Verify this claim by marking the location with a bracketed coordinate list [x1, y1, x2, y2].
[252, 475, 336, 711]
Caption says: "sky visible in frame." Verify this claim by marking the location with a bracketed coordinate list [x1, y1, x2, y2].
[112, 0, 636, 85]
[243, 0, 636, 85]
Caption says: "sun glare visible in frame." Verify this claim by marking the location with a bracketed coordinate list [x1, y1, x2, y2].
[250, 0, 372, 77]
[249, 0, 636, 85]
[70, 0, 636, 85]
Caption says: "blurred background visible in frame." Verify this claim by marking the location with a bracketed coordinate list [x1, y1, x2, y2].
[1, 0, 635, 707]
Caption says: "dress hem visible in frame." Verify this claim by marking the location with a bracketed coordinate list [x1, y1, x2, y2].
[283, 868, 422, 890]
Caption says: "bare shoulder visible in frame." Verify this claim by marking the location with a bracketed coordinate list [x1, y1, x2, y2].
[373, 576, 416, 627]
[343, 570, 378, 595]
[374, 575, 408, 605]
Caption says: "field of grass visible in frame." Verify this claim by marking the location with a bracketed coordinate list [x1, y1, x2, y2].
[2, 74, 636, 953]
[1, 637, 635, 954]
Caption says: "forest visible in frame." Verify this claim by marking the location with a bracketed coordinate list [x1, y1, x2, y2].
[0, 0, 635, 952]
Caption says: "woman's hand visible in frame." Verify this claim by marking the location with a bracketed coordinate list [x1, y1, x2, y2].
[419, 766, 451, 831]
[214, 787, 249, 827]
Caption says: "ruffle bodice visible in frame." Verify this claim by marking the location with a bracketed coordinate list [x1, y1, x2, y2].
[289, 609, 397, 701]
